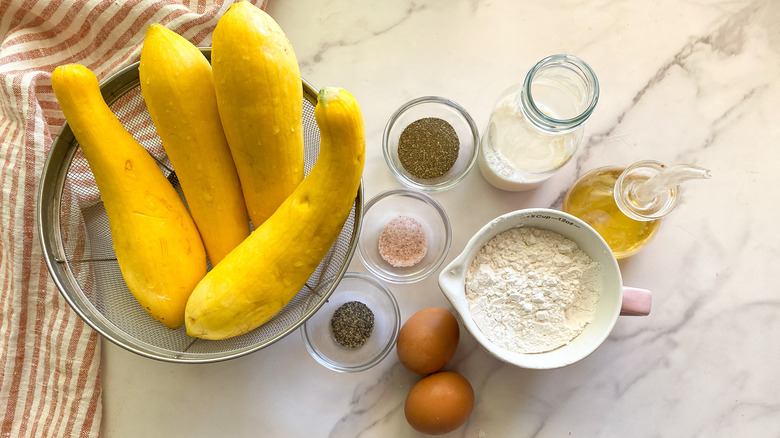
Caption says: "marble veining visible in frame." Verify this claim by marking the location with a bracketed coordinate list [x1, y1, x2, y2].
[101, 0, 780, 437]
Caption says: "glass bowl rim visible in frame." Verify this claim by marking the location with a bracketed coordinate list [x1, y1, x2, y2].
[381, 95, 480, 192]
[357, 188, 453, 284]
[301, 272, 401, 373]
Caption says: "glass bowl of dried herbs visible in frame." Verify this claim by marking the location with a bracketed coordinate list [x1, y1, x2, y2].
[302, 272, 401, 373]
[383, 96, 480, 192]
[357, 188, 452, 284]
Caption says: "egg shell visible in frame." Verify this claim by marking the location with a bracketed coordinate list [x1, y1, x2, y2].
[404, 371, 474, 435]
[396, 307, 460, 374]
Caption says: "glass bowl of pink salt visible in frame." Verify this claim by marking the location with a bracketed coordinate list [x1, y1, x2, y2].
[357, 188, 452, 284]
[382, 96, 480, 192]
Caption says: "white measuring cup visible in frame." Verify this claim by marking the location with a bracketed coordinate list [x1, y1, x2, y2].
[438, 208, 651, 369]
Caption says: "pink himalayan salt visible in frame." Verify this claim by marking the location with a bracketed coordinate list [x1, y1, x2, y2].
[378, 216, 428, 268]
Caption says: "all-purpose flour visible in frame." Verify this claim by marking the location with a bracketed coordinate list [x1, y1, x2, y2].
[465, 227, 602, 354]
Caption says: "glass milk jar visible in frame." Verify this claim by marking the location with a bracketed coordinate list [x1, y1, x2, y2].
[478, 54, 599, 191]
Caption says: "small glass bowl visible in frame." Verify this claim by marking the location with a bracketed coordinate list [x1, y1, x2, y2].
[382, 96, 480, 192]
[302, 273, 400, 373]
[358, 188, 452, 284]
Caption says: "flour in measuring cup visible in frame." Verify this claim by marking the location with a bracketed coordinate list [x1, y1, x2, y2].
[465, 227, 602, 354]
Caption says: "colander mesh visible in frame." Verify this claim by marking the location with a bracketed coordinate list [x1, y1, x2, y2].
[50, 67, 359, 361]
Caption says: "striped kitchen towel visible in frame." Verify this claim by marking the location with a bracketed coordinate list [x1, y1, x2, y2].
[0, 1, 266, 436]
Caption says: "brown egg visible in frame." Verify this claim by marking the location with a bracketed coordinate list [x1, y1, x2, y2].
[404, 371, 474, 435]
[396, 307, 460, 374]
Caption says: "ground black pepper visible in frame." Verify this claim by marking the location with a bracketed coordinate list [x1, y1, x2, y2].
[398, 117, 459, 179]
[330, 301, 375, 348]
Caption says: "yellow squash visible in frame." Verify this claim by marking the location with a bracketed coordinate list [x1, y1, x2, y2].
[139, 24, 250, 265]
[51, 64, 208, 329]
[211, 1, 304, 228]
[185, 87, 365, 340]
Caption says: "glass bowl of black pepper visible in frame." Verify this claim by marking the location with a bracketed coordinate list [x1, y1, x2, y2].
[383, 96, 480, 192]
[357, 188, 452, 284]
[302, 272, 401, 373]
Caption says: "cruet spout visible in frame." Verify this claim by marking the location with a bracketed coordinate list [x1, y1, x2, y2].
[631, 164, 711, 205]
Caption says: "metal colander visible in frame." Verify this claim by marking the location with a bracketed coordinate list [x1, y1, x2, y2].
[37, 49, 363, 363]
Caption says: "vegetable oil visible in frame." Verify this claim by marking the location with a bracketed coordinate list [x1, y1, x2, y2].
[563, 161, 711, 259]
[563, 167, 659, 259]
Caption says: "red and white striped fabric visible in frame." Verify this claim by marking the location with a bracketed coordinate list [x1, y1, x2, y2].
[0, 1, 266, 436]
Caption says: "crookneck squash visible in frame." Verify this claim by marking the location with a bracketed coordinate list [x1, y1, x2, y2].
[51, 64, 208, 329]
[139, 23, 250, 265]
[185, 87, 365, 340]
[211, 1, 304, 228]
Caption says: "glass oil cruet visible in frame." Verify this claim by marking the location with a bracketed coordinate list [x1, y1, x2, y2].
[563, 160, 711, 259]
[478, 54, 600, 191]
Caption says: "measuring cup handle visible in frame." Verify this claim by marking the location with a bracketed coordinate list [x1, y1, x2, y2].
[621, 287, 651, 316]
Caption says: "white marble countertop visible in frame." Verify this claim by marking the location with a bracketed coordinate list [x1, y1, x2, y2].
[101, 1, 780, 436]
